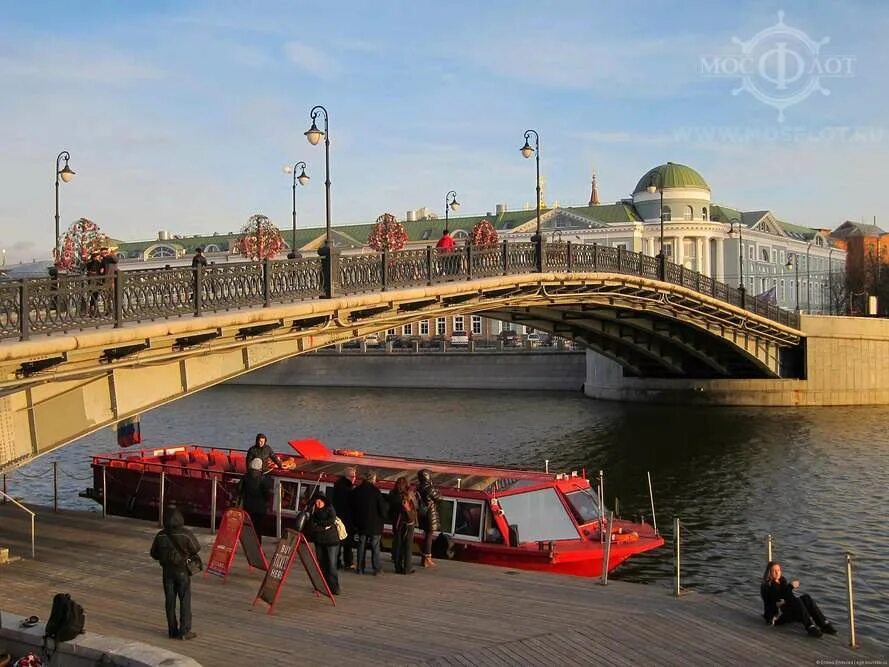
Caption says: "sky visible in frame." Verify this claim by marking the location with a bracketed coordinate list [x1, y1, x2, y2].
[1, 0, 887, 263]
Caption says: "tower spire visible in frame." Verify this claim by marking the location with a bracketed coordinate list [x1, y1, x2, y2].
[589, 170, 600, 206]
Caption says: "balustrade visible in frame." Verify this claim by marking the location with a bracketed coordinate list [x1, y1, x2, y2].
[0, 240, 800, 341]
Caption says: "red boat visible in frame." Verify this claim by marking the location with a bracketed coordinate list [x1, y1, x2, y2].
[84, 438, 663, 577]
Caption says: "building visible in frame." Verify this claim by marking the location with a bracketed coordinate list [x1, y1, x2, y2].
[831, 220, 887, 314]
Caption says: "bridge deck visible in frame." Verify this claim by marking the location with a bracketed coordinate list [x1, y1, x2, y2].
[0, 506, 880, 665]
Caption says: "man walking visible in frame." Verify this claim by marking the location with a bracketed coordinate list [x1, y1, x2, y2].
[150, 507, 201, 640]
[351, 470, 388, 575]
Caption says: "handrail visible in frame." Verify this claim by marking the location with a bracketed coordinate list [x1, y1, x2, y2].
[0, 489, 36, 558]
[0, 241, 801, 343]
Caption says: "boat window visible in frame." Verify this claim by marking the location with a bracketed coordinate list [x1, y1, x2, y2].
[438, 498, 455, 533]
[565, 489, 601, 524]
[454, 500, 483, 539]
[497, 488, 579, 542]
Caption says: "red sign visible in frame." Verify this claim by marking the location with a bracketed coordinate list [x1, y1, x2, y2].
[205, 508, 268, 580]
[253, 529, 334, 614]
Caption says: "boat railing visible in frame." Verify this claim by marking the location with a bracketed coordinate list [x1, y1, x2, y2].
[0, 489, 36, 558]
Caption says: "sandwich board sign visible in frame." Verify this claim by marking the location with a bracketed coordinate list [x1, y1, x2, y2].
[253, 528, 334, 614]
[205, 508, 268, 580]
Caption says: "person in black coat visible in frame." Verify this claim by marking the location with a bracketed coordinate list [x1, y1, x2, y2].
[238, 457, 272, 542]
[306, 491, 340, 595]
[416, 468, 442, 567]
[389, 476, 418, 575]
[760, 561, 836, 637]
[350, 470, 389, 575]
[331, 466, 357, 570]
[150, 508, 201, 640]
[246, 433, 283, 471]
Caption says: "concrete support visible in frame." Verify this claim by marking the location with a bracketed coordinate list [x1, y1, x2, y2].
[716, 239, 725, 282]
[675, 235, 685, 266]
[696, 237, 705, 274]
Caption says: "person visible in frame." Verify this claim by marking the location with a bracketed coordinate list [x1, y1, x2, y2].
[350, 470, 388, 575]
[191, 247, 207, 269]
[84, 250, 103, 317]
[246, 433, 283, 471]
[389, 476, 417, 575]
[150, 507, 201, 640]
[416, 469, 442, 567]
[237, 457, 272, 542]
[306, 491, 340, 595]
[435, 229, 456, 252]
[99, 247, 118, 315]
[331, 466, 357, 570]
[760, 561, 836, 637]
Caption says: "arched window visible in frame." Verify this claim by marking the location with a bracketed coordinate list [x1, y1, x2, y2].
[684, 205, 694, 221]
[203, 244, 220, 253]
[702, 207, 708, 221]
[146, 244, 177, 260]
[662, 205, 672, 221]
[452, 229, 469, 240]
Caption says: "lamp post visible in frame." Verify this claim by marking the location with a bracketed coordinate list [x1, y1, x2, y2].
[445, 190, 460, 233]
[828, 246, 834, 315]
[283, 161, 310, 258]
[305, 106, 331, 252]
[646, 172, 666, 280]
[786, 254, 800, 312]
[519, 129, 543, 271]
[54, 151, 76, 261]
[728, 218, 746, 308]
[806, 242, 813, 313]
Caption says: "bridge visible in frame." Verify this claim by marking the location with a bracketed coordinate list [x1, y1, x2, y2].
[0, 241, 803, 471]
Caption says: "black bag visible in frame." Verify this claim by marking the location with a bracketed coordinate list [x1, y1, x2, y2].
[44, 593, 85, 642]
[169, 530, 203, 576]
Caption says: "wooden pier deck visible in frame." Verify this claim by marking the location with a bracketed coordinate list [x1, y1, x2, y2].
[0, 506, 883, 666]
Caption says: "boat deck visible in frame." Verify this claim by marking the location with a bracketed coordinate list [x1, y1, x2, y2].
[0, 505, 883, 666]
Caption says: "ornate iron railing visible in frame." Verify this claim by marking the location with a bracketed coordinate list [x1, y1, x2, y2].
[0, 240, 800, 341]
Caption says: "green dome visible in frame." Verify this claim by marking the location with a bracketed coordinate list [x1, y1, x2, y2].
[633, 162, 710, 194]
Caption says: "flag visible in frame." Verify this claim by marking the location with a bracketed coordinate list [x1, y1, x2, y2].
[756, 285, 777, 305]
[116, 415, 141, 447]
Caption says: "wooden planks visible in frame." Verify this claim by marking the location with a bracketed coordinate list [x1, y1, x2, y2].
[0, 505, 883, 666]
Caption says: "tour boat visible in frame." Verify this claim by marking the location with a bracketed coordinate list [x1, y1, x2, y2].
[83, 438, 664, 577]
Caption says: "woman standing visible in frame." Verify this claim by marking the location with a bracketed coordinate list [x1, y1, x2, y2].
[307, 492, 340, 595]
[416, 469, 441, 568]
[389, 476, 418, 574]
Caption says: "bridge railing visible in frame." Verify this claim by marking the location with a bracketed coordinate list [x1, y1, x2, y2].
[0, 240, 800, 341]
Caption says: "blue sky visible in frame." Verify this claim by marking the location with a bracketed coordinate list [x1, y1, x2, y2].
[1, 1, 887, 262]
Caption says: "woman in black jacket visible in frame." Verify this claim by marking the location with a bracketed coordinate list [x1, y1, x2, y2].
[237, 457, 272, 542]
[307, 492, 340, 595]
[416, 469, 441, 567]
[389, 476, 418, 575]
[760, 561, 836, 637]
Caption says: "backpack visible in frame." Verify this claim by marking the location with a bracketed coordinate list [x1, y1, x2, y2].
[44, 593, 85, 642]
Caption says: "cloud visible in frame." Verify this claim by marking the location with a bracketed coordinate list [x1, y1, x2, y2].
[0, 47, 163, 85]
[282, 41, 336, 77]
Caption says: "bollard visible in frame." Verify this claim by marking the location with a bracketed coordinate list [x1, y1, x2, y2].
[158, 471, 165, 527]
[276, 479, 283, 539]
[210, 478, 218, 534]
[53, 462, 58, 512]
[600, 511, 614, 586]
[544, 459, 549, 474]
[846, 553, 857, 649]
[767, 533, 772, 562]
[674, 517, 681, 597]
[102, 466, 108, 519]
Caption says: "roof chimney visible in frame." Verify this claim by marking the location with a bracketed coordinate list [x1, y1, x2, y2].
[495, 203, 506, 215]
[406, 209, 416, 222]
[589, 171, 600, 206]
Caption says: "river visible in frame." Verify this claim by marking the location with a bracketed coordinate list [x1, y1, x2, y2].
[8, 385, 888, 644]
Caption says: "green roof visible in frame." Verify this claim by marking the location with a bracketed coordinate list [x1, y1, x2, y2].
[633, 162, 710, 194]
[566, 203, 641, 224]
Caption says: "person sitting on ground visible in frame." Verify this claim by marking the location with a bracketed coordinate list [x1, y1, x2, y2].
[306, 491, 340, 595]
[150, 507, 201, 640]
[237, 457, 272, 542]
[760, 560, 836, 637]
[245, 432, 283, 471]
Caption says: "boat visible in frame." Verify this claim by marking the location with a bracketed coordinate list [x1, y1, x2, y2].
[82, 438, 664, 577]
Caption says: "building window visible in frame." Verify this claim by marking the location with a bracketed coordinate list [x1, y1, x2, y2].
[780, 279, 786, 301]
[452, 229, 468, 240]
[402, 323, 413, 335]
[436, 317, 446, 335]
[657, 239, 673, 258]
[471, 315, 482, 335]
[780, 250, 785, 264]
[748, 245, 756, 260]
[683, 239, 696, 258]
[453, 316, 465, 332]
[771, 249, 778, 264]
[146, 244, 177, 259]
[702, 207, 708, 221]
[387, 328, 396, 336]
[420, 319, 429, 335]
[760, 247, 770, 262]
[684, 205, 694, 221]
[662, 205, 672, 221]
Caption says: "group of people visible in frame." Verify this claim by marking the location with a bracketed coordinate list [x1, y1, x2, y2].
[47, 246, 118, 317]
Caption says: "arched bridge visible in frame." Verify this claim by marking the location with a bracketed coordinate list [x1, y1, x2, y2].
[0, 241, 803, 470]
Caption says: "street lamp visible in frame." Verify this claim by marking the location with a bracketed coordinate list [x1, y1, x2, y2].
[54, 151, 75, 261]
[805, 242, 813, 313]
[646, 172, 666, 280]
[728, 218, 746, 307]
[519, 129, 543, 271]
[444, 190, 460, 233]
[305, 106, 331, 254]
[786, 253, 800, 312]
[283, 161, 309, 258]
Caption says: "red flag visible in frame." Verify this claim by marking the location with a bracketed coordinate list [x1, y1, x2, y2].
[116, 416, 141, 447]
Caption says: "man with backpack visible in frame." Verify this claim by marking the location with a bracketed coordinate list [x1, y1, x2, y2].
[150, 507, 202, 640]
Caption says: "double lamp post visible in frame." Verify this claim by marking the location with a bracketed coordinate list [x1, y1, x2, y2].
[282, 161, 309, 258]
